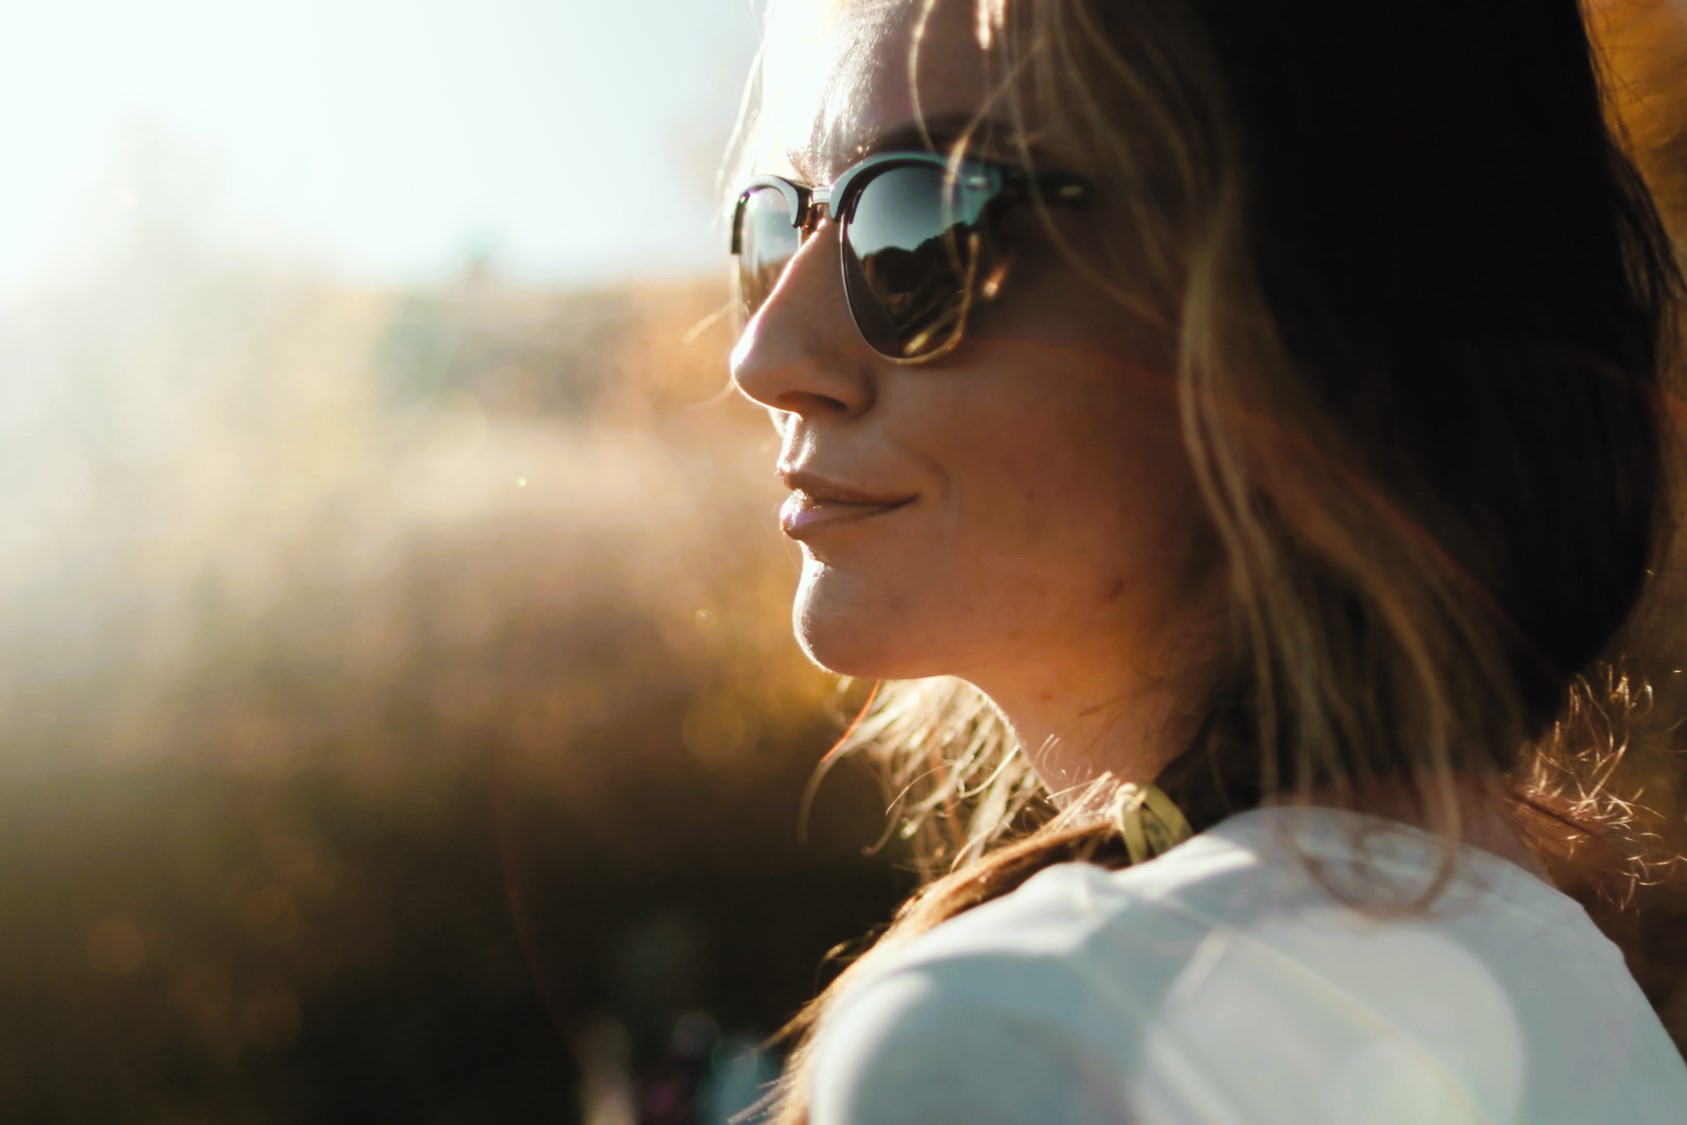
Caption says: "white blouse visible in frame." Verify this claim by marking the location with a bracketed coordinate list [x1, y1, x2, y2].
[809, 805, 1687, 1124]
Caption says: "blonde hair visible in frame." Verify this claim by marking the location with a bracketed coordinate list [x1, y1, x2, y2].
[730, 0, 1687, 1120]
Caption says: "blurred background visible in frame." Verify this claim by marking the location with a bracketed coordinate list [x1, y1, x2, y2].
[4, 1, 1687, 1122]
[1, 2, 914, 1121]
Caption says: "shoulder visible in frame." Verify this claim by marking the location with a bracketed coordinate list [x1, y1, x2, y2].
[830, 814, 1296, 992]
[809, 832, 1275, 1125]
[809, 939, 1133, 1124]
[808, 807, 1643, 1124]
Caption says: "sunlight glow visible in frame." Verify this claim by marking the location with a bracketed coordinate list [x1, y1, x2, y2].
[0, 0, 758, 297]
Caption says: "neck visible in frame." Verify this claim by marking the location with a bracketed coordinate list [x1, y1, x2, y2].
[975, 666, 1194, 813]
[972, 645, 1553, 887]
[984, 673, 1552, 884]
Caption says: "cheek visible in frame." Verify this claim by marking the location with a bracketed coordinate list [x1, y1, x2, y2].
[787, 361, 1202, 680]
[944, 383, 1197, 594]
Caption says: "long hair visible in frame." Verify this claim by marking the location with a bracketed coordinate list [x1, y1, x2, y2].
[732, 0, 1687, 1120]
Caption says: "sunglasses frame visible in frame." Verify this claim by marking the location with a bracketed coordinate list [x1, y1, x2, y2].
[730, 150, 1091, 364]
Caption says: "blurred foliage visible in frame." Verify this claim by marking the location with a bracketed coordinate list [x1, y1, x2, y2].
[0, 242, 912, 1122]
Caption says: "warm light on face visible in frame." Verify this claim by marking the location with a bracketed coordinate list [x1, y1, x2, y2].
[732, 0, 1210, 725]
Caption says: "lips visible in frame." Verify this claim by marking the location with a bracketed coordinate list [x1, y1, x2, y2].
[772, 468, 917, 543]
[779, 491, 913, 538]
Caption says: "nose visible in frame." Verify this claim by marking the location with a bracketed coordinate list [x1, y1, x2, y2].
[729, 218, 876, 420]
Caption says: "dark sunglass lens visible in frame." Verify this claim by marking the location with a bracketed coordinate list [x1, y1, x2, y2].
[843, 164, 993, 359]
[736, 186, 801, 323]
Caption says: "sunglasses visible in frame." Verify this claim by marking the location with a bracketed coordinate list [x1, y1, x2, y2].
[729, 151, 1090, 363]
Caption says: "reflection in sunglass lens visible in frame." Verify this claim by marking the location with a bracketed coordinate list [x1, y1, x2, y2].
[737, 186, 801, 324]
[844, 164, 992, 360]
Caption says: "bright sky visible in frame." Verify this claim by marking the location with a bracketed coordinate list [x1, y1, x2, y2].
[0, 0, 761, 296]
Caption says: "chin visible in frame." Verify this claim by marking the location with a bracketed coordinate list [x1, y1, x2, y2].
[791, 573, 948, 680]
[796, 636, 938, 680]
[793, 609, 925, 680]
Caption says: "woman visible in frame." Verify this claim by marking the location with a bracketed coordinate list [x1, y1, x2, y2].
[726, 0, 1687, 1120]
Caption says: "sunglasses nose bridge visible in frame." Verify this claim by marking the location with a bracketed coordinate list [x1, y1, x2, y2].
[798, 192, 834, 238]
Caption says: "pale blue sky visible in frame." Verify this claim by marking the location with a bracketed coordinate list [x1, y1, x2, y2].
[0, 0, 761, 295]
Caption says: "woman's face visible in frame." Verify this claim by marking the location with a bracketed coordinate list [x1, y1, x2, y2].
[731, 0, 1211, 713]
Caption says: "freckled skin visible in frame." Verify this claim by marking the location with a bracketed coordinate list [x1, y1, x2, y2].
[732, 0, 1214, 787]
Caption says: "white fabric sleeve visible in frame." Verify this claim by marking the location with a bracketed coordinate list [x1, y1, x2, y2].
[808, 952, 1137, 1125]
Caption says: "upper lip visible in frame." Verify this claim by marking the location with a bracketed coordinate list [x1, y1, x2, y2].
[778, 469, 914, 507]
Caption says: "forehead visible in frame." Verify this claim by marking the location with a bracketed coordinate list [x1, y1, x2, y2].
[758, 0, 994, 182]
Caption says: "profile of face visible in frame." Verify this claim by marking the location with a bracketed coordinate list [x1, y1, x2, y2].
[730, 0, 1214, 738]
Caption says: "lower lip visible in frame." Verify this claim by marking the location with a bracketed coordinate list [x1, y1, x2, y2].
[779, 495, 912, 539]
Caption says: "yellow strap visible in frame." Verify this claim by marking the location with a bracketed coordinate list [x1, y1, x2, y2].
[1113, 782, 1194, 865]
